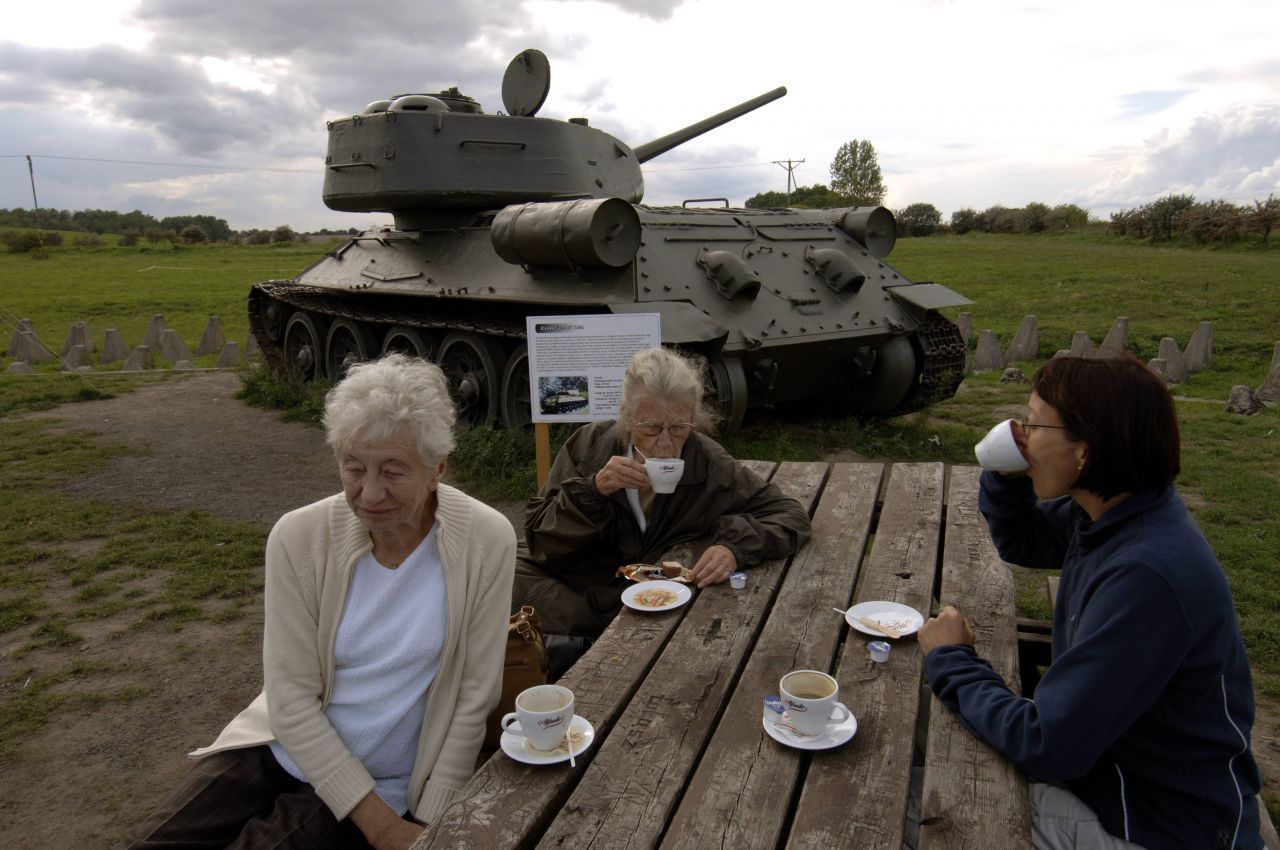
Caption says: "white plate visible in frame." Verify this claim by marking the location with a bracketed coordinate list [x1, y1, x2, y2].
[500, 715, 596, 766]
[844, 601, 925, 638]
[621, 580, 692, 612]
[762, 705, 858, 750]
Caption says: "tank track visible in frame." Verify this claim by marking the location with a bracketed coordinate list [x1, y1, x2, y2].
[248, 280, 527, 370]
[896, 312, 968, 415]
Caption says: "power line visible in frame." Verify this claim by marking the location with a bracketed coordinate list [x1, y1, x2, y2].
[772, 158, 804, 205]
[0, 153, 311, 174]
[643, 161, 774, 173]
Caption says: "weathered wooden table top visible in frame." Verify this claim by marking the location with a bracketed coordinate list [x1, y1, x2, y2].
[414, 462, 1031, 850]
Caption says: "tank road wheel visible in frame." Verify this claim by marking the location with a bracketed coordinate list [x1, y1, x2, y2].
[500, 344, 533, 431]
[282, 312, 326, 383]
[381, 325, 438, 361]
[439, 332, 506, 429]
[325, 319, 379, 381]
[844, 336, 917, 416]
[708, 358, 748, 437]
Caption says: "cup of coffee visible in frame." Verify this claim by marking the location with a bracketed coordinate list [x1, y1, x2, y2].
[500, 684, 575, 751]
[779, 670, 851, 736]
[644, 458, 685, 494]
[974, 419, 1029, 473]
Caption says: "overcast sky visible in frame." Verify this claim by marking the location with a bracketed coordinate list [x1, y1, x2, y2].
[2, 0, 1277, 231]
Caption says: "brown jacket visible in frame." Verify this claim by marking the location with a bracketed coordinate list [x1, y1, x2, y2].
[520, 420, 811, 592]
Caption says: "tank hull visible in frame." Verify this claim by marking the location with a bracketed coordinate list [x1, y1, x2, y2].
[249, 204, 969, 433]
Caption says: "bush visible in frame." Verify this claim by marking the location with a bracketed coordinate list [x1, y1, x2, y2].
[1178, 200, 1244, 245]
[1020, 202, 1050, 233]
[179, 224, 208, 244]
[74, 233, 105, 248]
[2, 230, 43, 253]
[950, 208, 979, 235]
[271, 225, 297, 244]
[119, 231, 141, 247]
[897, 202, 942, 237]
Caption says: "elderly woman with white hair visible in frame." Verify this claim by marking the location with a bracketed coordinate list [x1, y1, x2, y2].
[514, 347, 810, 661]
[124, 354, 516, 850]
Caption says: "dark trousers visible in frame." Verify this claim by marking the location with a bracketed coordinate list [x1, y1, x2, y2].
[511, 559, 624, 638]
[121, 746, 374, 850]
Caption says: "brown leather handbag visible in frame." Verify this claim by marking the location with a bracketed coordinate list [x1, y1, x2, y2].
[484, 605, 549, 748]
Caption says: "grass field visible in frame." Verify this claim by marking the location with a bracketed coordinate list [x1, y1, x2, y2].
[1, 234, 1278, 791]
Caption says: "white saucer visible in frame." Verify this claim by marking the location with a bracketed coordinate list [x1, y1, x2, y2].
[621, 580, 692, 612]
[762, 705, 857, 750]
[500, 715, 596, 766]
[844, 601, 924, 638]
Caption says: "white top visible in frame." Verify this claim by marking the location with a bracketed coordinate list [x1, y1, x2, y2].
[272, 524, 447, 814]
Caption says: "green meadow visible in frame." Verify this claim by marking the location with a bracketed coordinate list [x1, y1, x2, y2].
[1, 234, 1278, 801]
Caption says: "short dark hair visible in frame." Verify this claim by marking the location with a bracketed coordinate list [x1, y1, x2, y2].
[1031, 354, 1180, 499]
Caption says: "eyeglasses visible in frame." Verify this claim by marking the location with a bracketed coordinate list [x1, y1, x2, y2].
[1017, 418, 1069, 432]
[633, 421, 694, 438]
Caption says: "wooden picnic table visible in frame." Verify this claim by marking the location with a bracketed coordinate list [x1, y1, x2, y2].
[413, 461, 1032, 850]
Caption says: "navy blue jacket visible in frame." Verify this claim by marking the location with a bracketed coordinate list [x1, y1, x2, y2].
[924, 472, 1261, 849]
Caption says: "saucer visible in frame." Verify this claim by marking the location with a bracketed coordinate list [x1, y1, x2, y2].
[621, 580, 692, 612]
[844, 601, 924, 638]
[762, 705, 857, 751]
[500, 715, 595, 766]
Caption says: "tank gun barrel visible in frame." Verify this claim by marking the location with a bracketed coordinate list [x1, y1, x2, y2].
[633, 86, 787, 164]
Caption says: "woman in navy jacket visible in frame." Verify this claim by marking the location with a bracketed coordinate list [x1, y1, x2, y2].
[920, 354, 1262, 849]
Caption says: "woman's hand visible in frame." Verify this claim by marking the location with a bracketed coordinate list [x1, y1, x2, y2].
[918, 605, 976, 655]
[691, 544, 738, 588]
[593, 455, 649, 496]
[350, 792, 426, 850]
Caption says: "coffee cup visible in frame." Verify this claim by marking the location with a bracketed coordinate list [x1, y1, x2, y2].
[779, 670, 851, 736]
[500, 684, 575, 751]
[974, 419, 1029, 473]
[644, 458, 685, 494]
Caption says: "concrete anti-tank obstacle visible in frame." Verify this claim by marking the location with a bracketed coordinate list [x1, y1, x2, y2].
[160, 329, 194, 363]
[61, 344, 91, 371]
[1147, 357, 1173, 383]
[1272, 342, 1280, 372]
[973, 329, 1006, 371]
[123, 345, 154, 371]
[245, 331, 261, 359]
[1225, 385, 1265, 415]
[7, 318, 34, 356]
[1004, 315, 1039, 362]
[1157, 337, 1189, 383]
[6, 361, 36, 374]
[215, 341, 242, 368]
[11, 329, 55, 364]
[102, 329, 131, 364]
[195, 316, 227, 356]
[1100, 317, 1129, 356]
[142, 314, 167, 350]
[1257, 362, 1280, 404]
[1183, 321, 1213, 374]
[955, 312, 973, 346]
[61, 321, 94, 357]
[1068, 331, 1096, 358]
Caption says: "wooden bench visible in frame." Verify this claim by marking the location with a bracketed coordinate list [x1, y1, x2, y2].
[413, 462, 1031, 849]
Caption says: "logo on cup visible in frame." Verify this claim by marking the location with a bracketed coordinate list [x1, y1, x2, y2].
[537, 716, 564, 729]
[782, 699, 808, 713]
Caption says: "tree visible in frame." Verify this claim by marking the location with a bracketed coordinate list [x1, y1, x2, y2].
[897, 203, 942, 237]
[179, 224, 208, 244]
[1247, 194, 1279, 244]
[745, 183, 849, 209]
[272, 225, 297, 243]
[829, 140, 886, 206]
[1143, 194, 1195, 242]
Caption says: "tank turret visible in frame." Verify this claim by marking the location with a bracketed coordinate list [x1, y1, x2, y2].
[249, 49, 970, 433]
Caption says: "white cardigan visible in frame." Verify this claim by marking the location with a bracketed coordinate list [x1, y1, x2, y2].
[191, 484, 516, 824]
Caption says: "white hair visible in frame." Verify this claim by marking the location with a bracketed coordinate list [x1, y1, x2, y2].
[323, 353, 456, 465]
[617, 347, 720, 437]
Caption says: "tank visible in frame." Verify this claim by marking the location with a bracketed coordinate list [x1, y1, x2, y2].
[248, 49, 970, 433]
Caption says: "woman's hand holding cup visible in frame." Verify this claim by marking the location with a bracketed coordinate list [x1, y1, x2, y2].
[593, 455, 649, 496]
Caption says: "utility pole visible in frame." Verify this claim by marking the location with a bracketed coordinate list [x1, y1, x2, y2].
[26, 155, 39, 211]
[772, 158, 804, 206]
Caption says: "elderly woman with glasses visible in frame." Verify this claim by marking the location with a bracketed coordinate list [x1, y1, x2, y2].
[919, 354, 1262, 850]
[513, 347, 810, 651]
[124, 355, 516, 850]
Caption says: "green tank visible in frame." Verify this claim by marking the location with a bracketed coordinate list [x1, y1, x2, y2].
[248, 49, 970, 433]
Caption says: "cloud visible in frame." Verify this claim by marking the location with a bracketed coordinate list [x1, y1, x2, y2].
[1116, 89, 1191, 118]
[1079, 103, 1280, 210]
[573, 0, 688, 19]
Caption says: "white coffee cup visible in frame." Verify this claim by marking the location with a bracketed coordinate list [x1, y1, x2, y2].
[779, 670, 851, 736]
[974, 419, 1030, 473]
[500, 684, 575, 752]
[644, 458, 685, 494]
